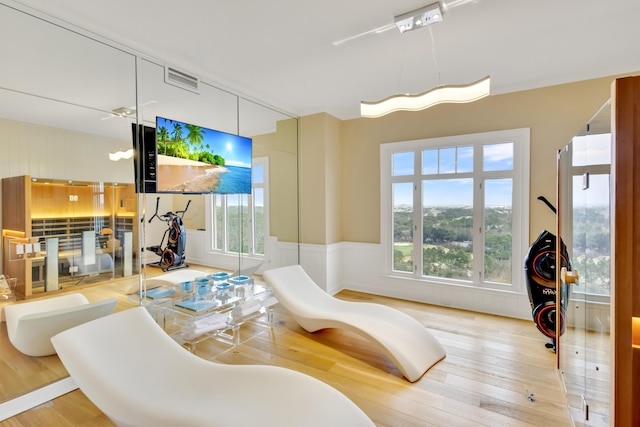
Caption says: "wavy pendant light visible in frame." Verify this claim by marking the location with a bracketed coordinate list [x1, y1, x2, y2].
[361, 76, 490, 118]
[361, 2, 490, 118]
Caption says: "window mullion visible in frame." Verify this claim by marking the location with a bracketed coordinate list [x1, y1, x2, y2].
[413, 149, 422, 277]
[472, 145, 483, 285]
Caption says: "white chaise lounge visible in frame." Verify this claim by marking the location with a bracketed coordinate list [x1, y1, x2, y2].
[262, 265, 446, 382]
[51, 307, 375, 427]
[3, 293, 117, 357]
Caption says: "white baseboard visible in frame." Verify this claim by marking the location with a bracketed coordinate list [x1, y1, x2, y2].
[300, 241, 533, 320]
[0, 376, 77, 421]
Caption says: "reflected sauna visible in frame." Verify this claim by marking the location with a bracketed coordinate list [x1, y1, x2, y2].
[2, 176, 138, 299]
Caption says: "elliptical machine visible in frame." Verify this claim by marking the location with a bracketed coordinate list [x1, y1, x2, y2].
[146, 197, 191, 272]
[524, 196, 572, 352]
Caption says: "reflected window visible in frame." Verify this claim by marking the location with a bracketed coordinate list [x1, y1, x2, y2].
[210, 157, 268, 257]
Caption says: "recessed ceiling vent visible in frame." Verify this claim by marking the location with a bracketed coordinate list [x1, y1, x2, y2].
[164, 66, 200, 93]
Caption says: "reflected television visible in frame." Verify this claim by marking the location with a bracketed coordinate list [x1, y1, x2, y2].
[132, 117, 252, 194]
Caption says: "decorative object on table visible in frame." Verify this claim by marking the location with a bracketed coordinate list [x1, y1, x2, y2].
[175, 297, 219, 313]
[143, 287, 176, 299]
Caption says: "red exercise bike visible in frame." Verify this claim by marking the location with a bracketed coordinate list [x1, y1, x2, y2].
[524, 196, 573, 352]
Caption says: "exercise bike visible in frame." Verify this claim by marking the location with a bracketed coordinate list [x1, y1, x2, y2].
[524, 196, 573, 352]
[146, 197, 191, 272]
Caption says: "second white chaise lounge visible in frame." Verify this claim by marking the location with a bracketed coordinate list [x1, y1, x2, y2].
[3, 293, 117, 357]
[262, 265, 446, 382]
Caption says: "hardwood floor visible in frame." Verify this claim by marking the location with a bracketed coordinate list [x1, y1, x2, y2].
[1, 269, 572, 426]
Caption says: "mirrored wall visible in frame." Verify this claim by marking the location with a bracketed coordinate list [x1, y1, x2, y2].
[0, 0, 298, 406]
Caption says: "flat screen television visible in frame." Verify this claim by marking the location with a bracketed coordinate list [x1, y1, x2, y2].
[132, 117, 253, 194]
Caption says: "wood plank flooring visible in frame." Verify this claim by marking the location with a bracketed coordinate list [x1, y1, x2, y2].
[0, 268, 573, 426]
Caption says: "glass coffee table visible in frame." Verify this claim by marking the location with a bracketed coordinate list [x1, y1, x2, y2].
[132, 273, 278, 352]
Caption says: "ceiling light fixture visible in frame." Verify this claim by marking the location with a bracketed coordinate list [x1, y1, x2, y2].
[361, 76, 490, 118]
[112, 107, 136, 117]
[361, 2, 490, 118]
[109, 148, 134, 161]
[394, 2, 443, 34]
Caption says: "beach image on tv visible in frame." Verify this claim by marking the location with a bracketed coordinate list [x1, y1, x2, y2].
[155, 116, 252, 194]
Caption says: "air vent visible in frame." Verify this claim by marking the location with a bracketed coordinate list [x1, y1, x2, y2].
[164, 66, 200, 93]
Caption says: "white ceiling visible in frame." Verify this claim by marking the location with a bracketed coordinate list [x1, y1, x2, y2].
[9, 0, 640, 120]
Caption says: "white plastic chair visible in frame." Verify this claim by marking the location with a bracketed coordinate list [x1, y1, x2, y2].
[263, 265, 446, 382]
[51, 307, 375, 427]
[3, 293, 117, 357]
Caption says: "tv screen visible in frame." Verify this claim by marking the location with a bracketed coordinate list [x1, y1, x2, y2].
[154, 116, 253, 194]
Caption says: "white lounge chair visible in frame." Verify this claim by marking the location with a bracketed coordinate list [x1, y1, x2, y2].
[51, 307, 375, 427]
[3, 293, 117, 357]
[262, 265, 446, 382]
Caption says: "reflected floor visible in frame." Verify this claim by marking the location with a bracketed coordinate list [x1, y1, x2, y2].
[31, 257, 140, 294]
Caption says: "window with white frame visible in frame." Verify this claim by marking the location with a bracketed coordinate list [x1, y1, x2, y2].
[381, 128, 530, 291]
[208, 157, 268, 257]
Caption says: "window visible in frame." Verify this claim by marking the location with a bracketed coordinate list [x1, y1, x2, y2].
[382, 129, 529, 291]
[208, 157, 268, 258]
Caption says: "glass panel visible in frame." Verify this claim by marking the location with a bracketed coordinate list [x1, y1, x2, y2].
[253, 164, 264, 184]
[423, 146, 474, 175]
[572, 174, 611, 295]
[457, 146, 474, 173]
[572, 133, 611, 166]
[483, 142, 514, 171]
[559, 103, 611, 426]
[439, 148, 456, 173]
[253, 188, 265, 255]
[422, 149, 438, 175]
[573, 173, 611, 423]
[422, 179, 473, 280]
[29, 181, 133, 288]
[214, 194, 224, 250]
[558, 142, 584, 420]
[226, 194, 249, 254]
[393, 151, 414, 176]
[392, 182, 413, 272]
[484, 179, 513, 284]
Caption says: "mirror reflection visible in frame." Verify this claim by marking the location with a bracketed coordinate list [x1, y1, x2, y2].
[0, 2, 298, 407]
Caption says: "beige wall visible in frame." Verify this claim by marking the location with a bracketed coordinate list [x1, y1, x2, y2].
[333, 76, 618, 245]
[299, 113, 343, 245]
[253, 118, 299, 243]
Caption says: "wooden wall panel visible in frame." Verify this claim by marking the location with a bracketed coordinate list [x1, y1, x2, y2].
[2, 176, 30, 298]
[611, 75, 640, 427]
[2, 175, 28, 232]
